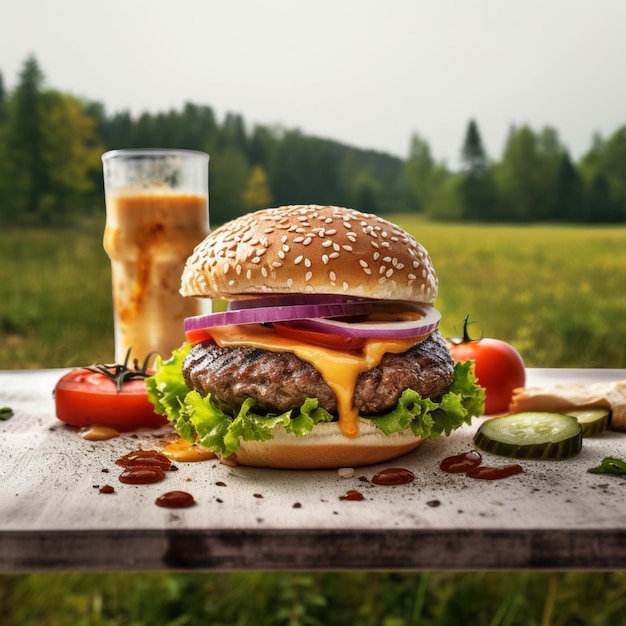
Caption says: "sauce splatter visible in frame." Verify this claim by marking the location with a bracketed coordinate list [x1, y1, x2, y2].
[119, 465, 166, 484]
[440, 450, 482, 473]
[466, 464, 523, 480]
[161, 437, 215, 462]
[371, 467, 415, 485]
[116, 449, 172, 471]
[155, 490, 196, 508]
[80, 425, 120, 441]
[340, 490, 365, 501]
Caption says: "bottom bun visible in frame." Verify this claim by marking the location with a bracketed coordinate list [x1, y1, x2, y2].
[219, 420, 423, 469]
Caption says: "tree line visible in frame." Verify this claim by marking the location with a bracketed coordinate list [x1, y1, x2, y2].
[1, 55, 625, 225]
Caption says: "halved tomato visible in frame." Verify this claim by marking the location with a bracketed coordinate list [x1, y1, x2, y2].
[54, 368, 169, 431]
[273, 321, 367, 351]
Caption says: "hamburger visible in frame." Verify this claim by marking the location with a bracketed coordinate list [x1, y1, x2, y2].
[147, 204, 485, 468]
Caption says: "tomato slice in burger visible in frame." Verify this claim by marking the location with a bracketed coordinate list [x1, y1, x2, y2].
[273, 321, 367, 351]
[185, 328, 213, 344]
[54, 368, 169, 431]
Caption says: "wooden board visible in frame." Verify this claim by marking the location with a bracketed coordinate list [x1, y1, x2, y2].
[1, 368, 626, 571]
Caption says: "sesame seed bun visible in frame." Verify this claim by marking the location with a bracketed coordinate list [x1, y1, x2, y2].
[181, 204, 438, 303]
[219, 420, 423, 469]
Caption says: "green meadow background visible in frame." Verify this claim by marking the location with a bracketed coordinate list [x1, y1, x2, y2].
[2, 215, 625, 370]
[2, 216, 626, 625]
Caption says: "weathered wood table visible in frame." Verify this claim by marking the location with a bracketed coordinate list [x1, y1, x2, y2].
[1, 368, 625, 571]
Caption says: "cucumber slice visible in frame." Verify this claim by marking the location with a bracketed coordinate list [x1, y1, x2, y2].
[474, 412, 582, 460]
[566, 408, 611, 437]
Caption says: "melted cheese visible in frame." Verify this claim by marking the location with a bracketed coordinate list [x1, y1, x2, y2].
[208, 324, 423, 437]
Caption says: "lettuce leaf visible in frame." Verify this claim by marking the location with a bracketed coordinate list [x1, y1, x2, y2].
[147, 343, 485, 456]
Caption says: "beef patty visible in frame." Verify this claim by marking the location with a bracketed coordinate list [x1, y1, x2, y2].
[182, 330, 454, 417]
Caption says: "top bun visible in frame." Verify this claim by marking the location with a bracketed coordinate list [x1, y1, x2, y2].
[181, 205, 438, 303]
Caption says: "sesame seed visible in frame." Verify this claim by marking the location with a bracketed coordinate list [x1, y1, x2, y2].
[261, 267, 268, 278]
[342, 245, 353, 252]
[343, 282, 349, 291]
[278, 250, 286, 260]
[304, 258, 311, 268]
[303, 237, 312, 246]
[294, 255, 303, 264]
[325, 228, 337, 235]
[329, 271, 336, 282]
[359, 259, 369, 268]
[293, 236, 304, 243]
[321, 240, 333, 248]
[223, 263, 229, 274]
[322, 255, 329, 264]
[251, 257, 261, 264]
[305, 271, 313, 281]
[329, 252, 339, 259]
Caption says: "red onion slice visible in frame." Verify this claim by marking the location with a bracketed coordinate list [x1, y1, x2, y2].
[228, 294, 373, 311]
[290, 303, 441, 339]
[184, 300, 374, 332]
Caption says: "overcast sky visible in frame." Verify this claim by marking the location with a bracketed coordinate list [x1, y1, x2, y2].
[2, 0, 625, 167]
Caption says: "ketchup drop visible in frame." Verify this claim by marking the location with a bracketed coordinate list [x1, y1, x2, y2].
[371, 467, 415, 485]
[466, 464, 523, 480]
[119, 465, 166, 484]
[116, 450, 172, 471]
[440, 450, 482, 473]
[340, 490, 365, 501]
[155, 490, 196, 508]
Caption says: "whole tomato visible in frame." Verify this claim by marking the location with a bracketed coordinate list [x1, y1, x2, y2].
[447, 316, 526, 415]
[55, 362, 168, 432]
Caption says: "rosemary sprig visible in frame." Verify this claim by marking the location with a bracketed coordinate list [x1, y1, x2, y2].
[83, 348, 157, 392]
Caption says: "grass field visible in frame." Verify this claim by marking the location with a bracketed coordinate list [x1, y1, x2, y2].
[2, 215, 626, 624]
[2, 214, 625, 369]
